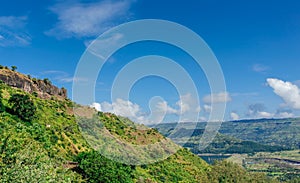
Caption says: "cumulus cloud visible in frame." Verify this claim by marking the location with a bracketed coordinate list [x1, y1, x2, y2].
[176, 93, 200, 114]
[155, 101, 177, 114]
[153, 93, 201, 115]
[94, 93, 202, 124]
[257, 111, 273, 118]
[0, 16, 31, 47]
[203, 92, 231, 104]
[267, 78, 300, 109]
[247, 103, 274, 119]
[90, 102, 101, 111]
[275, 108, 294, 118]
[203, 105, 212, 113]
[46, 0, 133, 38]
[230, 112, 239, 120]
[102, 99, 146, 122]
[91, 99, 148, 124]
[277, 111, 294, 118]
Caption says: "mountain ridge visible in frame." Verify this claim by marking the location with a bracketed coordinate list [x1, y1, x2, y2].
[0, 67, 67, 100]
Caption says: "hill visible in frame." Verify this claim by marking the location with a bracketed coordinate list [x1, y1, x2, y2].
[0, 68, 277, 182]
[154, 118, 300, 154]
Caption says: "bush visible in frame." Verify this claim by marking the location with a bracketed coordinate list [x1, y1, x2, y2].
[8, 94, 36, 121]
[11, 66, 17, 71]
[43, 78, 52, 85]
[0, 90, 5, 113]
[76, 151, 134, 183]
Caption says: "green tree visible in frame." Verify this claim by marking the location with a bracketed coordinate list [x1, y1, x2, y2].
[0, 90, 5, 112]
[43, 78, 52, 85]
[11, 66, 17, 71]
[76, 151, 134, 183]
[208, 160, 276, 183]
[8, 94, 36, 122]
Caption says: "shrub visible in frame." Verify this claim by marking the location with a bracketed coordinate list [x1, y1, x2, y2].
[0, 90, 5, 113]
[43, 78, 52, 85]
[76, 151, 134, 183]
[8, 94, 36, 122]
[11, 66, 17, 71]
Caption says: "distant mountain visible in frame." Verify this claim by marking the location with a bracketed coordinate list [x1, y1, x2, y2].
[153, 118, 299, 154]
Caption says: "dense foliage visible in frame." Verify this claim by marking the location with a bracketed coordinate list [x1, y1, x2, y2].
[208, 161, 276, 183]
[8, 93, 36, 122]
[76, 151, 134, 183]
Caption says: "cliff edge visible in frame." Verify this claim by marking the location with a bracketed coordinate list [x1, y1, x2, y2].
[0, 68, 67, 99]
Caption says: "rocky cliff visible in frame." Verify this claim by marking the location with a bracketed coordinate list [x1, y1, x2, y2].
[0, 69, 67, 99]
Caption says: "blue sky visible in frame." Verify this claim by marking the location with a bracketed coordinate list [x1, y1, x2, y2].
[1, 0, 300, 123]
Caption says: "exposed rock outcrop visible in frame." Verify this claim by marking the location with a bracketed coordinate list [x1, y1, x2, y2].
[0, 69, 67, 99]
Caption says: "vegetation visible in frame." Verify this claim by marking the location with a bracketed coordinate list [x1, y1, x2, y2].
[208, 161, 276, 183]
[228, 150, 300, 182]
[43, 78, 52, 85]
[76, 151, 134, 183]
[8, 93, 36, 122]
[155, 119, 300, 152]
[0, 73, 292, 182]
[11, 66, 17, 71]
[0, 90, 5, 112]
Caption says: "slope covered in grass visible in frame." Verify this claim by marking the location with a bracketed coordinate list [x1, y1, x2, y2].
[0, 70, 277, 182]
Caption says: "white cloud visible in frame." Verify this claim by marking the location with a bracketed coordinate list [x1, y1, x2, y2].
[275, 108, 294, 118]
[203, 92, 231, 104]
[97, 93, 202, 124]
[230, 112, 239, 120]
[257, 111, 274, 118]
[0, 16, 31, 47]
[90, 102, 101, 111]
[253, 64, 270, 73]
[176, 93, 199, 114]
[99, 99, 148, 124]
[277, 112, 294, 118]
[246, 103, 274, 119]
[41, 70, 87, 83]
[267, 78, 300, 109]
[153, 93, 201, 115]
[150, 93, 201, 123]
[46, 0, 133, 38]
[0, 16, 27, 29]
[203, 105, 212, 113]
[155, 101, 177, 114]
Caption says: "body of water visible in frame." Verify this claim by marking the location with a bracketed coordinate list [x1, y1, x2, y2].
[199, 155, 231, 164]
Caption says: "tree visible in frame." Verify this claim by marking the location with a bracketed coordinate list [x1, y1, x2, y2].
[0, 90, 5, 113]
[11, 66, 17, 71]
[43, 78, 52, 85]
[8, 94, 36, 122]
[76, 151, 134, 183]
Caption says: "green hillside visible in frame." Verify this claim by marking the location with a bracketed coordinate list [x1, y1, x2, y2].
[0, 69, 277, 182]
[154, 118, 300, 154]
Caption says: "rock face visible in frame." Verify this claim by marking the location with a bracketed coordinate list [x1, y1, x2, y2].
[0, 69, 67, 99]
